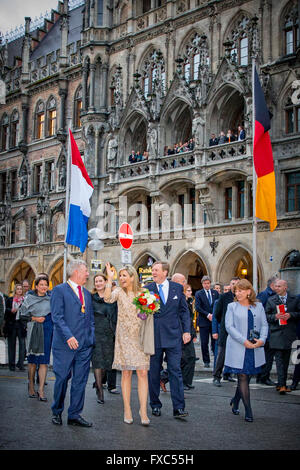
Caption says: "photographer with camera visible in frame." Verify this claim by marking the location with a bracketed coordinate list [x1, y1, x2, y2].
[224, 279, 268, 422]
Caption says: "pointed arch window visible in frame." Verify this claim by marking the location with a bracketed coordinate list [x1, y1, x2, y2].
[35, 101, 45, 140]
[141, 50, 166, 98]
[74, 87, 83, 128]
[47, 97, 57, 137]
[230, 16, 250, 66]
[10, 110, 19, 148]
[283, 6, 299, 55]
[1, 114, 9, 151]
[182, 33, 209, 83]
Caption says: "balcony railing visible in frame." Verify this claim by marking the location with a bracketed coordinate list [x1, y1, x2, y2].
[116, 142, 250, 182]
[204, 140, 248, 163]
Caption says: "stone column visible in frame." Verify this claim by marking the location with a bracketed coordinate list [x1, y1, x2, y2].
[89, 63, 96, 112]
[82, 65, 88, 112]
[100, 63, 109, 111]
[58, 88, 67, 132]
[232, 183, 237, 221]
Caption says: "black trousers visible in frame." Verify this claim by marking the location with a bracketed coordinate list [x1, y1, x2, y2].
[102, 369, 117, 390]
[271, 349, 291, 387]
[181, 340, 196, 386]
[199, 325, 215, 365]
[258, 341, 275, 381]
[7, 321, 26, 368]
[213, 344, 225, 379]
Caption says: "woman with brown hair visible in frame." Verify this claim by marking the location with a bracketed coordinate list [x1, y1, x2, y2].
[20, 275, 53, 401]
[224, 279, 268, 422]
[91, 273, 118, 404]
[104, 262, 150, 426]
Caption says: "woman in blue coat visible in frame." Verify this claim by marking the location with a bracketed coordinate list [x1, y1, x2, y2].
[224, 279, 268, 422]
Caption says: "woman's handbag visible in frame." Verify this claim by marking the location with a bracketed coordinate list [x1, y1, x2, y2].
[139, 314, 155, 356]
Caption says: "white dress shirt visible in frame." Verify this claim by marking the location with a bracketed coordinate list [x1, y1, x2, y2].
[156, 279, 169, 303]
[68, 279, 81, 299]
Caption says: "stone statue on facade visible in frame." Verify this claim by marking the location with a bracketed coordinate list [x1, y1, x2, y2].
[107, 134, 118, 163]
[147, 123, 158, 158]
[192, 113, 205, 147]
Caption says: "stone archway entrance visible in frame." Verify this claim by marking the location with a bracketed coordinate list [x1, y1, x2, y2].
[172, 251, 207, 293]
[218, 245, 261, 289]
[9, 261, 35, 295]
[134, 253, 156, 285]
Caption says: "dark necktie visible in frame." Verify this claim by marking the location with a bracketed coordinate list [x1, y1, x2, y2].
[207, 290, 212, 306]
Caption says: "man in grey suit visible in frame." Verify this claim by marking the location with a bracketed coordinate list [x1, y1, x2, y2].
[265, 279, 300, 394]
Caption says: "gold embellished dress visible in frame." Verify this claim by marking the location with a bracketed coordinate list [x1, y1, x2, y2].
[104, 287, 150, 371]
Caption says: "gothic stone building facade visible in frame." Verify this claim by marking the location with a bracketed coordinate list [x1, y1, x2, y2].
[0, 0, 299, 294]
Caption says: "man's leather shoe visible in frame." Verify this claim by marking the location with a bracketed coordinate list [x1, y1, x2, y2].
[186, 384, 195, 389]
[260, 378, 276, 386]
[213, 378, 221, 387]
[152, 407, 161, 417]
[278, 386, 291, 394]
[67, 417, 93, 427]
[173, 409, 188, 418]
[290, 381, 299, 391]
[52, 414, 62, 425]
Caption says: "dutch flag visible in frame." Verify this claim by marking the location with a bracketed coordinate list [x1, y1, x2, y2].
[66, 129, 94, 252]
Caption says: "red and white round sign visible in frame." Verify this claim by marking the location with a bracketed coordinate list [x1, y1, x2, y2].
[119, 223, 133, 250]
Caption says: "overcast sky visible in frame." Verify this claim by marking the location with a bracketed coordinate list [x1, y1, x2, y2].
[0, 0, 59, 35]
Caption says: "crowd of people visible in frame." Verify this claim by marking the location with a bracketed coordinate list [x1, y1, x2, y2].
[128, 150, 149, 163]
[0, 262, 299, 428]
[209, 126, 246, 146]
[163, 138, 195, 156]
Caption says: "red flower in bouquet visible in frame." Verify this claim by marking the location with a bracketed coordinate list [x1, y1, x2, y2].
[133, 289, 160, 320]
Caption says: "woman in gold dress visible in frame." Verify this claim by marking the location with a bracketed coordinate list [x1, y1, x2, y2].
[104, 262, 150, 426]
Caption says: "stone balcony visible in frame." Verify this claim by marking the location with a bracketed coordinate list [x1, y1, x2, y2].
[115, 140, 250, 183]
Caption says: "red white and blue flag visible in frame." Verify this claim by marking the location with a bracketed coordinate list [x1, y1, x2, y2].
[66, 129, 94, 252]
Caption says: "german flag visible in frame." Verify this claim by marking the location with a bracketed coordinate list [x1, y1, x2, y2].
[253, 66, 277, 232]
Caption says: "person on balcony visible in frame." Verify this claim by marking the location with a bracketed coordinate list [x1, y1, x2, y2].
[209, 134, 219, 146]
[128, 150, 136, 163]
[218, 131, 226, 144]
[238, 125, 246, 141]
[188, 138, 195, 151]
[226, 130, 236, 143]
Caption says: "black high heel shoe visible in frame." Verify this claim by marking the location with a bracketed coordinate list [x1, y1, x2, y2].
[37, 392, 47, 402]
[230, 398, 240, 415]
[28, 385, 37, 398]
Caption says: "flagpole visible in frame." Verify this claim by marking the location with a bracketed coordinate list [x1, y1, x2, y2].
[63, 119, 72, 282]
[252, 58, 258, 293]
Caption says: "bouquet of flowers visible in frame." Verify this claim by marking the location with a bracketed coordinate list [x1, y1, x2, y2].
[133, 289, 160, 320]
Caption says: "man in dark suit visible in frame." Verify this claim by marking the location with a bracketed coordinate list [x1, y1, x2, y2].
[212, 277, 239, 386]
[265, 279, 300, 394]
[209, 133, 219, 146]
[146, 261, 191, 419]
[50, 260, 95, 426]
[237, 125, 246, 141]
[195, 276, 219, 368]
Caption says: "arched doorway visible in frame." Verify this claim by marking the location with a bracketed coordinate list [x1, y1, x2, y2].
[9, 261, 35, 295]
[49, 258, 64, 289]
[218, 245, 261, 289]
[134, 253, 156, 285]
[209, 85, 245, 138]
[172, 250, 208, 293]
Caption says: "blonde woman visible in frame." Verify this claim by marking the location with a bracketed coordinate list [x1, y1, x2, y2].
[224, 279, 268, 422]
[104, 262, 150, 426]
